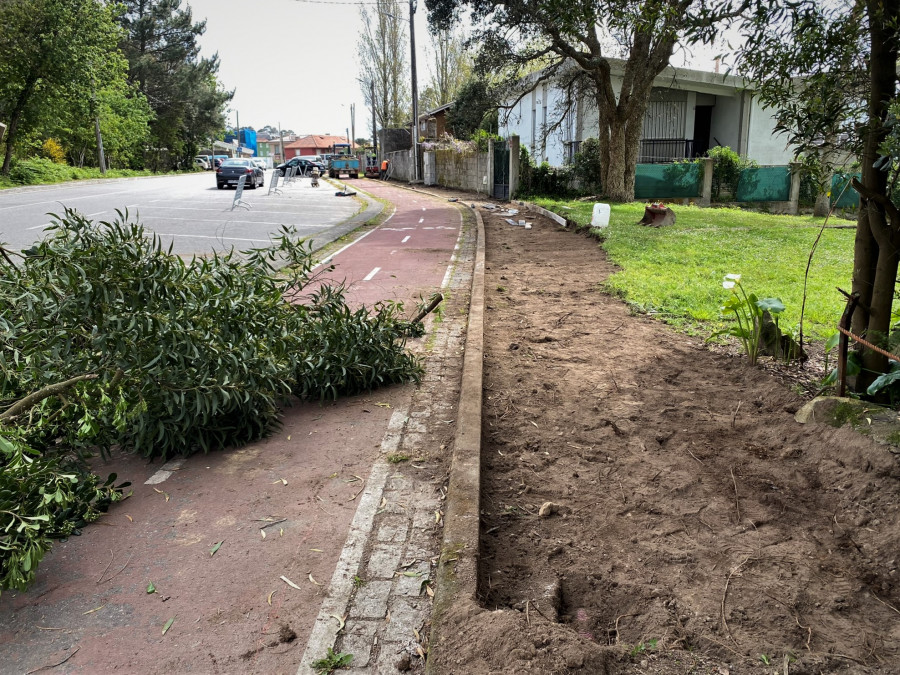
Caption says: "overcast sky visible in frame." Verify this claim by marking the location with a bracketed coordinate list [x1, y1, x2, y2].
[185, 0, 729, 140]
[186, 0, 431, 140]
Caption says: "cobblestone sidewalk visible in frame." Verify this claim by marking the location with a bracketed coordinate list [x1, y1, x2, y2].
[297, 204, 475, 674]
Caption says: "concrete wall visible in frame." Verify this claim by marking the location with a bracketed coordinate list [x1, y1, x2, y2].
[746, 97, 794, 165]
[431, 149, 493, 195]
[708, 94, 741, 153]
[386, 149, 414, 182]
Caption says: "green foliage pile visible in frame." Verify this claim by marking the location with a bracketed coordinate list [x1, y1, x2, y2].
[0, 431, 127, 592]
[0, 209, 423, 592]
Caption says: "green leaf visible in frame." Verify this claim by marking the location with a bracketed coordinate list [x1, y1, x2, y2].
[147, 581, 156, 594]
[825, 332, 841, 352]
[210, 540, 224, 557]
[867, 361, 900, 395]
[162, 616, 175, 635]
[756, 297, 785, 314]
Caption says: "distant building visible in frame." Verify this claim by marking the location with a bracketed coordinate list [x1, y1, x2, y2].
[282, 134, 355, 158]
[500, 59, 795, 166]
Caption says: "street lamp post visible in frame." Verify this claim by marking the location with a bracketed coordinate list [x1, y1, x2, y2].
[409, 0, 419, 182]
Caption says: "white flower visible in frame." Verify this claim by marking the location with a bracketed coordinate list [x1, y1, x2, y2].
[724, 273, 741, 281]
[723, 280, 736, 289]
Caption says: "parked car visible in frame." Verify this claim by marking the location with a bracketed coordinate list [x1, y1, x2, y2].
[250, 158, 267, 170]
[193, 156, 210, 170]
[276, 157, 325, 176]
[216, 158, 264, 189]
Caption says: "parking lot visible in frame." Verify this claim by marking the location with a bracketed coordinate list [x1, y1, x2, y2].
[0, 171, 362, 256]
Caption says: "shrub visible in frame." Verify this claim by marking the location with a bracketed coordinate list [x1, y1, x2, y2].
[41, 139, 66, 164]
[516, 147, 575, 199]
[8, 157, 74, 185]
[571, 138, 603, 194]
[707, 146, 757, 200]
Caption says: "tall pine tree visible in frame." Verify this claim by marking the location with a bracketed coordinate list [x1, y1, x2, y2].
[118, 0, 231, 169]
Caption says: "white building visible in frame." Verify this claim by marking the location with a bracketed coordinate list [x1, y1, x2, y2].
[500, 60, 794, 167]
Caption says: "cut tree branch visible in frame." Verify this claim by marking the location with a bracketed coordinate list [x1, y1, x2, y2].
[0, 374, 98, 422]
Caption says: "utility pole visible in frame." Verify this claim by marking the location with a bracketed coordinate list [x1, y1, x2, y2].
[278, 121, 285, 164]
[235, 110, 240, 155]
[94, 116, 106, 174]
[371, 81, 377, 159]
[409, 0, 419, 182]
[350, 103, 356, 154]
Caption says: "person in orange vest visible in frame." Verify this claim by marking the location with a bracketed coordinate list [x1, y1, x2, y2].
[379, 158, 390, 180]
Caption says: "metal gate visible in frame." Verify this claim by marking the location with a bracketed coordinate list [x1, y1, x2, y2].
[493, 141, 510, 200]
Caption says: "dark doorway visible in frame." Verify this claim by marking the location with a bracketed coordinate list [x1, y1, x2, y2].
[693, 106, 713, 157]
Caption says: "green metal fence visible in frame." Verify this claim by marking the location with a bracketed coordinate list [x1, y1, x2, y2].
[735, 166, 791, 202]
[831, 173, 860, 208]
[634, 163, 702, 200]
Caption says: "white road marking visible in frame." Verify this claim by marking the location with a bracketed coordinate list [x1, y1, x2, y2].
[152, 233, 267, 242]
[441, 207, 465, 289]
[419, 218, 424, 223]
[144, 458, 185, 485]
[0, 190, 130, 211]
[149, 216, 300, 226]
[25, 223, 51, 231]
[390, 250, 397, 255]
[363, 266, 381, 281]
[401, 235, 410, 243]
[86, 211, 106, 217]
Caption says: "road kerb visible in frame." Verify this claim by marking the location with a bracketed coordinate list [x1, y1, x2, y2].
[425, 206, 486, 673]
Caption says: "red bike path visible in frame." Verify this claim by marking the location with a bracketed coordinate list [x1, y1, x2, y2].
[0, 180, 464, 674]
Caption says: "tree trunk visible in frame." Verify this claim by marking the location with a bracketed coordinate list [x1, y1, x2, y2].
[850, 0, 900, 392]
[813, 193, 830, 218]
[1, 77, 38, 176]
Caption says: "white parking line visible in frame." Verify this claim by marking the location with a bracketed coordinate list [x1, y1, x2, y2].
[152, 233, 268, 243]
[363, 267, 381, 281]
[150, 216, 299, 226]
[0, 190, 130, 211]
[401, 235, 411, 243]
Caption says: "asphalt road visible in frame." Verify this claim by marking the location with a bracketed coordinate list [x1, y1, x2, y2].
[0, 171, 360, 255]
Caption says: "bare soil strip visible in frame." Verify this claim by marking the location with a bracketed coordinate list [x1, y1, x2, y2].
[439, 205, 900, 673]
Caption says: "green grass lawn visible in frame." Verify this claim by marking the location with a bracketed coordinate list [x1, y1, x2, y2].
[529, 198, 857, 341]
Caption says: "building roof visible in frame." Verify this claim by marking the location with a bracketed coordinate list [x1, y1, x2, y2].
[284, 134, 354, 150]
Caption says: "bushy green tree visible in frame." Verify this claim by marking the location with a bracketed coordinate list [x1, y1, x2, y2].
[0, 0, 126, 175]
[425, 0, 749, 201]
[118, 0, 231, 169]
[736, 0, 900, 391]
[447, 78, 498, 139]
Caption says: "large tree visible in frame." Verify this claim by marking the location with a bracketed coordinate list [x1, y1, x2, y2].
[358, 0, 411, 132]
[737, 0, 899, 390]
[425, 0, 747, 201]
[0, 0, 125, 175]
[420, 28, 472, 111]
[118, 0, 231, 169]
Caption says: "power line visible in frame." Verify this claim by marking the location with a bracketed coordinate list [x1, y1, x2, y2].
[289, 0, 383, 5]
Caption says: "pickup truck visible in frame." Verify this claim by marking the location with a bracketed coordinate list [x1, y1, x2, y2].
[328, 155, 362, 179]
